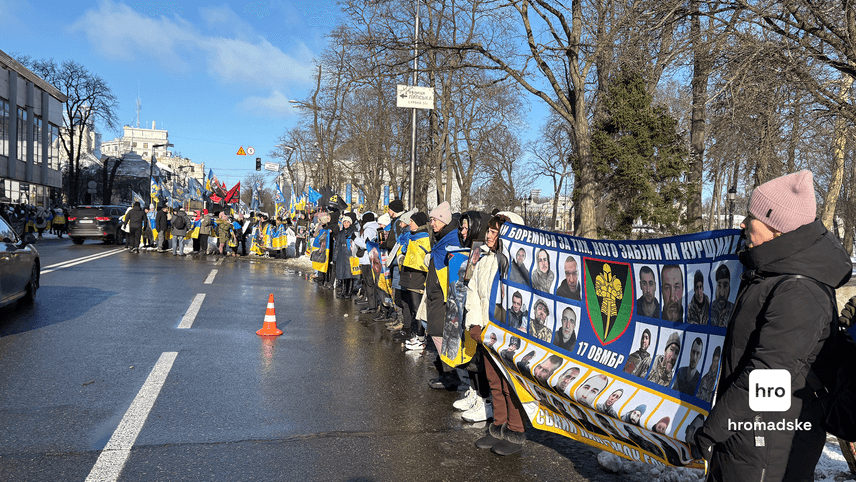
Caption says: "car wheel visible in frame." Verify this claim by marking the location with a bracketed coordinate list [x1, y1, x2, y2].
[71, 237, 84, 245]
[21, 261, 39, 304]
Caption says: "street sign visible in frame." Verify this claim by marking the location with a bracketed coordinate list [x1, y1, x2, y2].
[237, 147, 247, 155]
[264, 162, 279, 172]
[247, 147, 255, 155]
[397, 85, 435, 109]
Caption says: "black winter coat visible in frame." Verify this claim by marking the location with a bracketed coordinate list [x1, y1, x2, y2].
[155, 210, 169, 232]
[699, 219, 851, 482]
[124, 206, 146, 229]
[334, 224, 358, 280]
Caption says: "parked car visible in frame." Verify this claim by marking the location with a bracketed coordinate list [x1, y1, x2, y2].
[67, 205, 129, 245]
[0, 215, 39, 308]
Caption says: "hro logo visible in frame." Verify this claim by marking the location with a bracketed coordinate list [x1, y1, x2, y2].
[748, 369, 791, 412]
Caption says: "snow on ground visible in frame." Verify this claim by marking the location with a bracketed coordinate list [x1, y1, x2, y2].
[597, 435, 855, 481]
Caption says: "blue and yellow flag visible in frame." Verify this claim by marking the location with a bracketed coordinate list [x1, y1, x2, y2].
[306, 186, 322, 204]
[132, 190, 145, 206]
[150, 177, 161, 204]
[274, 183, 286, 218]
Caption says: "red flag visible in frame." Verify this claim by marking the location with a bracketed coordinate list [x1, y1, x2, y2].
[223, 181, 241, 204]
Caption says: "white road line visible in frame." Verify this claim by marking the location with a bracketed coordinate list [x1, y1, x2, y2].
[43, 250, 119, 269]
[85, 351, 178, 482]
[42, 249, 125, 274]
[177, 293, 206, 329]
[203, 269, 218, 285]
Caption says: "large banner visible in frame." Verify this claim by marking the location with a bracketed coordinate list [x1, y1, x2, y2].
[440, 247, 480, 367]
[484, 223, 743, 469]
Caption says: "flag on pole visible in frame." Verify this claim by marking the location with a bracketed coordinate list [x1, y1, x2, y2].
[150, 177, 161, 205]
[274, 183, 286, 218]
[132, 190, 145, 206]
[306, 186, 322, 204]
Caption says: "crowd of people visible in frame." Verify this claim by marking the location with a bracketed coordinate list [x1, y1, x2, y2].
[1, 204, 69, 238]
[304, 198, 532, 456]
[117, 201, 310, 258]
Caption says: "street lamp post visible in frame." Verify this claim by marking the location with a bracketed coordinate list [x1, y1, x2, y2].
[727, 186, 737, 229]
[524, 195, 532, 226]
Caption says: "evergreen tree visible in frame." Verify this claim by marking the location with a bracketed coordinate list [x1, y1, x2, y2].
[592, 71, 689, 239]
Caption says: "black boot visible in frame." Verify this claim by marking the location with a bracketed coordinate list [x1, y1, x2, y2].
[373, 305, 390, 321]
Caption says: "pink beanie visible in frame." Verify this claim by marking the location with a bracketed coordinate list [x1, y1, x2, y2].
[748, 170, 816, 233]
[429, 201, 452, 225]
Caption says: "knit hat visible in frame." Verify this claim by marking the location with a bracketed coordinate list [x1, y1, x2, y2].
[377, 213, 391, 226]
[399, 208, 417, 225]
[389, 199, 404, 214]
[748, 170, 816, 233]
[411, 212, 428, 227]
[362, 212, 375, 224]
[343, 212, 356, 224]
[429, 201, 452, 225]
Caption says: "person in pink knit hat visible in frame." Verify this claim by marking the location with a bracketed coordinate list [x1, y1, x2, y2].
[689, 170, 852, 481]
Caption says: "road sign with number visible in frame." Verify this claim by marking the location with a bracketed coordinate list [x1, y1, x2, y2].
[247, 147, 256, 155]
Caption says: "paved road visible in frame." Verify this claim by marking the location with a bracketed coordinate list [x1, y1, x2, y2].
[0, 237, 624, 481]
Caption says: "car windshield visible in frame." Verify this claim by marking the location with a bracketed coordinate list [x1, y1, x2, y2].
[0, 216, 19, 243]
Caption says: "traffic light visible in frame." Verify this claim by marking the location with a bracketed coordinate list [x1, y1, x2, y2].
[255, 157, 261, 171]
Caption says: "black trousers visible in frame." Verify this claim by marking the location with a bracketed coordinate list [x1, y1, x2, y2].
[128, 227, 142, 250]
[402, 289, 423, 336]
[360, 265, 378, 310]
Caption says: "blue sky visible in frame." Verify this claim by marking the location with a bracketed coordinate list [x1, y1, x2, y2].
[3, 0, 342, 185]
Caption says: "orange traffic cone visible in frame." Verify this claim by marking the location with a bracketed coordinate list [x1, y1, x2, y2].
[256, 294, 283, 336]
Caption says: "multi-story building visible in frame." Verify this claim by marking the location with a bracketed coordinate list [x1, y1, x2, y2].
[0, 49, 66, 207]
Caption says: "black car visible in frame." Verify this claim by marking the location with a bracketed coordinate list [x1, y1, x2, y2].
[0, 214, 39, 308]
[67, 205, 129, 245]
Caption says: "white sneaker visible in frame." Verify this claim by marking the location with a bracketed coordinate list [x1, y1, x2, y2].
[453, 387, 477, 411]
[405, 337, 426, 351]
[461, 397, 493, 423]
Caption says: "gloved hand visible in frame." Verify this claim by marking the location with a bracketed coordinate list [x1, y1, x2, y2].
[689, 431, 714, 462]
[469, 325, 483, 343]
[840, 295, 856, 328]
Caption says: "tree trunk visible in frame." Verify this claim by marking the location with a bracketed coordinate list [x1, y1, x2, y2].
[687, 0, 707, 233]
[820, 76, 854, 230]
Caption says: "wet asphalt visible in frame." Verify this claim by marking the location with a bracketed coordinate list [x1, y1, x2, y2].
[0, 237, 627, 482]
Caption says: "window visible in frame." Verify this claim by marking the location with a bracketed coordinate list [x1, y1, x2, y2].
[132, 142, 137, 147]
[0, 98, 8, 157]
[49, 124, 59, 170]
[33, 116, 42, 165]
[17, 108, 27, 161]
[143, 143, 148, 148]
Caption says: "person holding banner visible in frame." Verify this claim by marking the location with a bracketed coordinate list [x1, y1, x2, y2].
[690, 170, 852, 482]
[334, 212, 359, 299]
[355, 212, 380, 313]
[425, 202, 462, 390]
[122, 202, 146, 253]
[465, 211, 529, 456]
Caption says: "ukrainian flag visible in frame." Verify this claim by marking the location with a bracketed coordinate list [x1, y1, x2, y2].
[150, 177, 161, 204]
[271, 224, 287, 250]
[185, 217, 202, 240]
[402, 231, 430, 272]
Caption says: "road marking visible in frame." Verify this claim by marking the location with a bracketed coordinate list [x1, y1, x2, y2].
[42, 248, 125, 274]
[85, 351, 178, 482]
[203, 269, 218, 285]
[177, 293, 206, 329]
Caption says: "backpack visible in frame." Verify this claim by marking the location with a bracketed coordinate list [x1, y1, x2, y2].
[173, 215, 187, 230]
[776, 275, 856, 442]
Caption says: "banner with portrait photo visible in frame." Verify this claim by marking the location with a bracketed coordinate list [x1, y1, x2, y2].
[309, 229, 330, 272]
[484, 223, 743, 469]
[367, 240, 392, 297]
[440, 247, 480, 368]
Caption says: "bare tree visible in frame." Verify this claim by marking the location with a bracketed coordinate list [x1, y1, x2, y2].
[16, 57, 119, 205]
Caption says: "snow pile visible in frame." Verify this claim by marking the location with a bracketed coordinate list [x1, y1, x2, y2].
[596, 436, 854, 482]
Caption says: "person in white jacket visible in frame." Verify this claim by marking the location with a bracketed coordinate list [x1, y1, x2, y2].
[465, 211, 528, 456]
